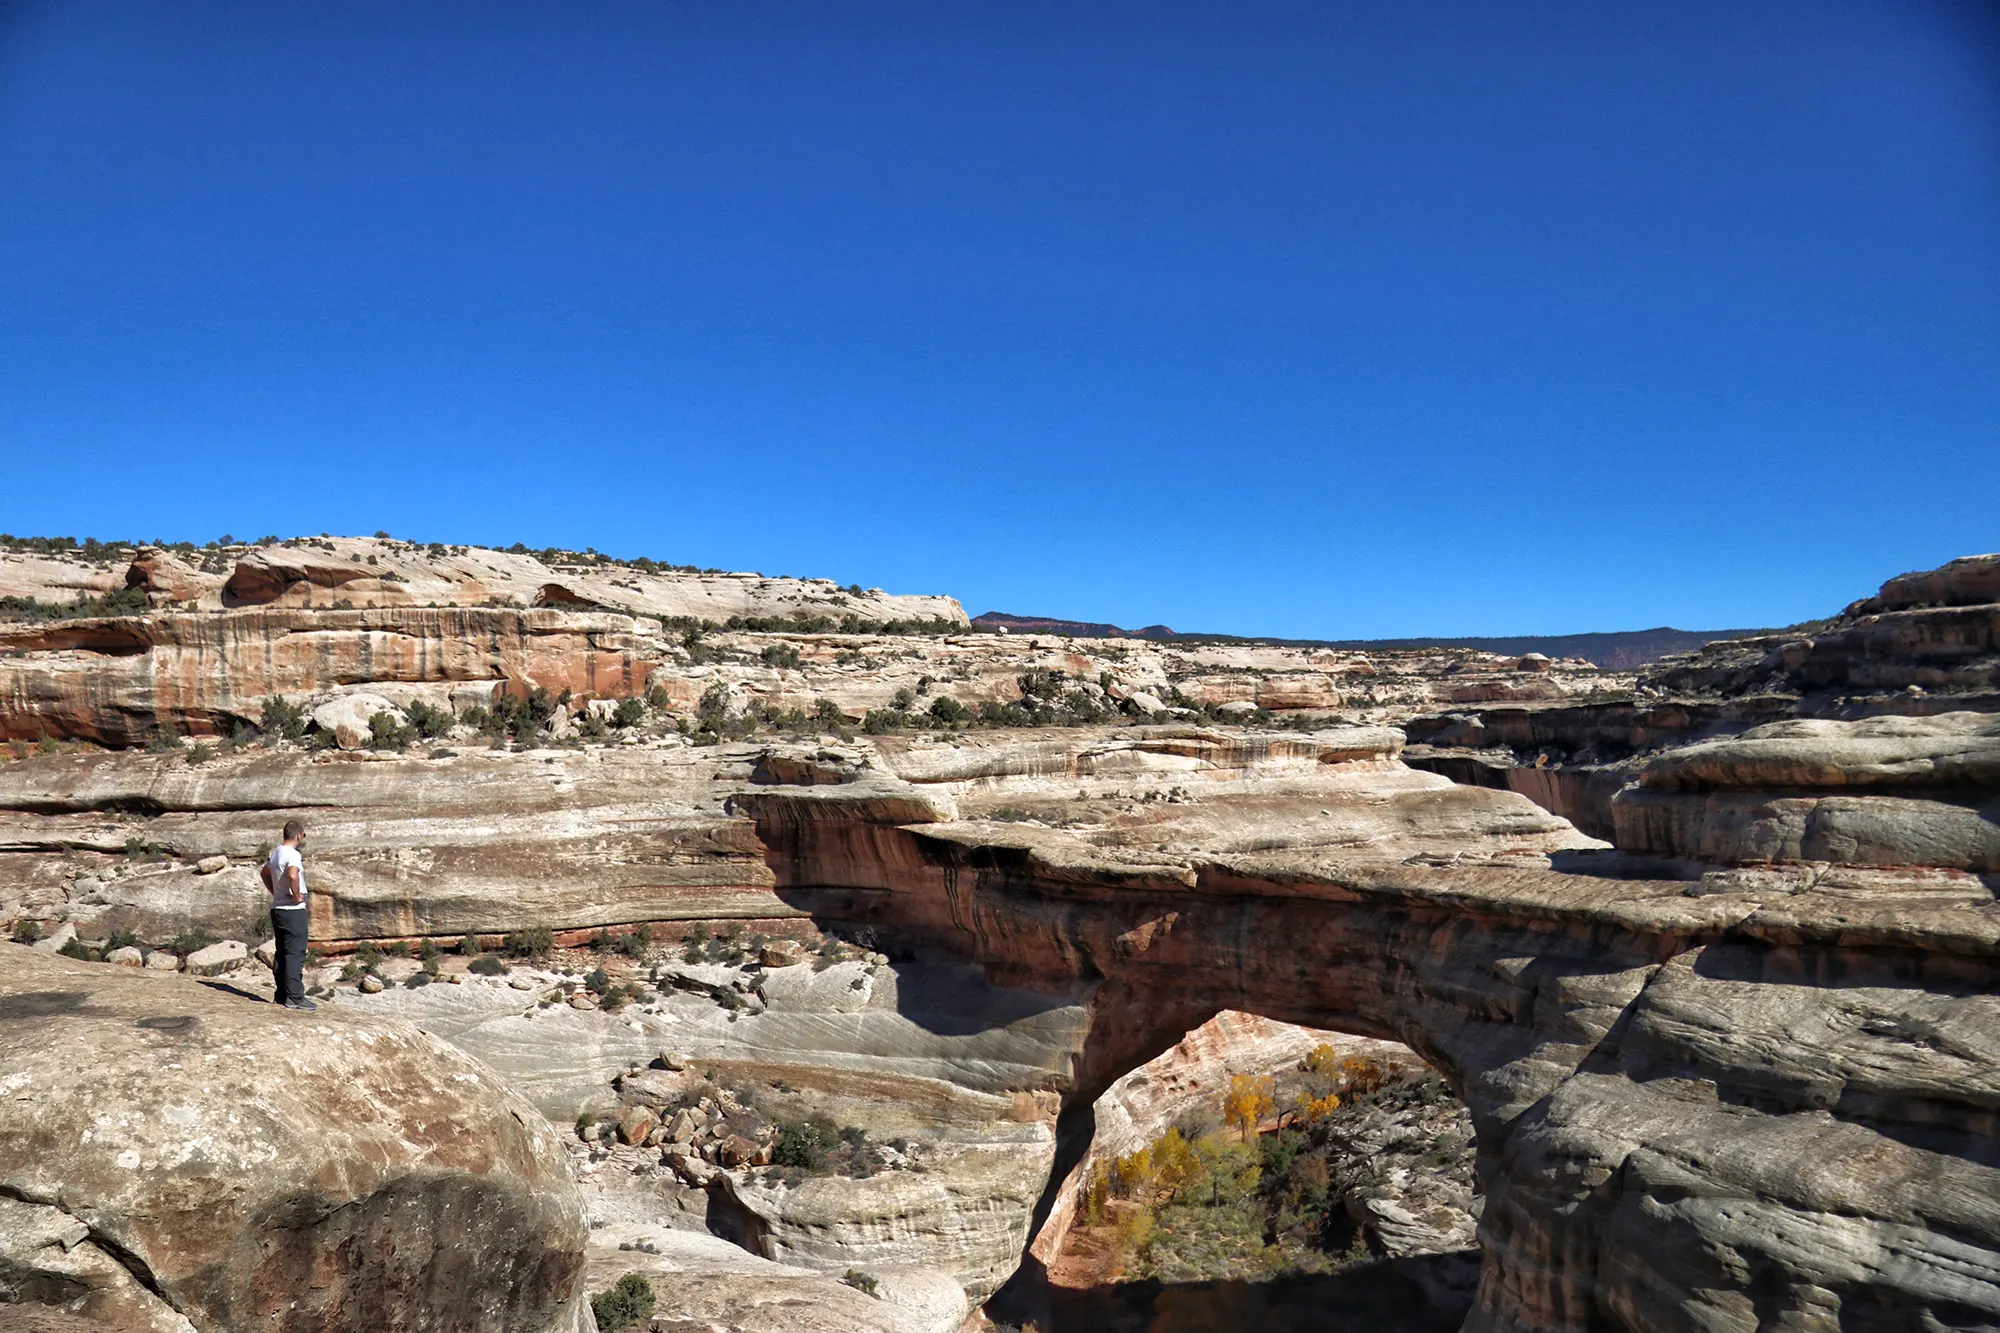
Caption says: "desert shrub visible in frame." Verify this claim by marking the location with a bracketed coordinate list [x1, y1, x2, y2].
[367, 712, 413, 751]
[468, 954, 507, 976]
[185, 742, 214, 765]
[58, 937, 96, 960]
[0, 584, 151, 623]
[10, 919, 40, 944]
[457, 705, 491, 731]
[645, 684, 672, 712]
[618, 924, 652, 958]
[404, 971, 431, 988]
[504, 927, 553, 959]
[168, 928, 216, 956]
[404, 699, 453, 739]
[584, 966, 611, 994]
[812, 698, 843, 727]
[612, 696, 646, 728]
[760, 643, 801, 669]
[927, 695, 970, 726]
[861, 708, 905, 734]
[840, 1269, 880, 1297]
[260, 697, 306, 741]
[104, 927, 142, 954]
[576, 711, 609, 741]
[589, 1274, 656, 1332]
[458, 933, 481, 955]
[773, 1114, 840, 1170]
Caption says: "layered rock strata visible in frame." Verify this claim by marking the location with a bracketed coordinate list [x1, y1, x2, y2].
[0, 541, 1624, 747]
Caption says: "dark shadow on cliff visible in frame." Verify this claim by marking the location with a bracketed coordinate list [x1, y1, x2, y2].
[1034, 1254, 1476, 1333]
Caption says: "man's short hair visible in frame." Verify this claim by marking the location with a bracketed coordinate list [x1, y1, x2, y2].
[282, 819, 306, 841]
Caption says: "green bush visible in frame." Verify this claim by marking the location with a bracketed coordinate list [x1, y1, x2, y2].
[927, 696, 969, 726]
[468, 954, 507, 976]
[590, 1274, 656, 1332]
[760, 643, 801, 669]
[618, 924, 652, 958]
[168, 928, 216, 957]
[861, 708, 905, 734]
[612, 696, 646, 728]
[367, 711, 413, 751]
[457, 933, 481, 955]
[404, 699, 453, 739]
[58, 937, 96, 961]
[261, 696, 307, 741]
[10, 919, 40, 944]
[504, 927, 553, 959]
[773, 1114, 840, 1170]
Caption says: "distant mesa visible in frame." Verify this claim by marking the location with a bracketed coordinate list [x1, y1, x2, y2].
[973, 611, 1754, 669]
[972, 611, 1177, 639]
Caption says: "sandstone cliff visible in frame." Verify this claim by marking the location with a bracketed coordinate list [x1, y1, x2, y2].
[3, 549, 1996, 1333]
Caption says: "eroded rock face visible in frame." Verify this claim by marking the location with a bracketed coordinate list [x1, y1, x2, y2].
[738, 777, 2000, 1333]
[0, 946, 589, 1333]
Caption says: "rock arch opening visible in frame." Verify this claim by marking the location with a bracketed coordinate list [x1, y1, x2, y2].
[1018, 1011, 1484, 1333]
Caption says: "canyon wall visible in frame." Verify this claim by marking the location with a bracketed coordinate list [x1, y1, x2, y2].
[2, 548, 1995, 1333]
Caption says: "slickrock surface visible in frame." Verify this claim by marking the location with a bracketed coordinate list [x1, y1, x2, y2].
[582, 1225, 964, 1333]
[0, 946, 589, 1333]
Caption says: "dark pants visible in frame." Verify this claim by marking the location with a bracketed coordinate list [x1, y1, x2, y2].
[271, 908, 308, 1004]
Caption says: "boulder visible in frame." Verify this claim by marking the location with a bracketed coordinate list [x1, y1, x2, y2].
[617, 1108, 658, 1147]
[106, 946, 144, 967]
[183, 939, 248, 976]
[0, 945, 588, 1332]
[194, 855, 228, 875]
[715, 1134, 765, 1168]
[254, 938, 277, 969]
[141, 951, 180, 972]
[310, 693, 404, 751]
[1125, 690, 1167, 715]
[28, 922, 75, 955]
[358, 973, 386, 993]
[759, 939, 807, 968]
[124, 547, 216, 605]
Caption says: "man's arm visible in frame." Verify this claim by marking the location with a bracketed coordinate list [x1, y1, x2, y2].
[259, 861, 273, 892]
[283, 862, 303, 904]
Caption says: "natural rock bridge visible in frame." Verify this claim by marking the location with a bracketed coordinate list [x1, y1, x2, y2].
[736, 773, 2000, 1333]
[4, 721, 1995, 1333]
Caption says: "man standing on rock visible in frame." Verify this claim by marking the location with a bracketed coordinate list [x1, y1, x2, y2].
[259, 819, 316, 1010]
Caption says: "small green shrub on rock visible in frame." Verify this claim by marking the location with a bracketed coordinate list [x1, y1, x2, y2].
[590, 1274, 656, 1332]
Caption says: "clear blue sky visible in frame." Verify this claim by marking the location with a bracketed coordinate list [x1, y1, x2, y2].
[2, 2, 1994, 637]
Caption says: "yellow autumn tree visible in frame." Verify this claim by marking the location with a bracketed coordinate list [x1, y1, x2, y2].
[1223, 1073, 1275, 1140]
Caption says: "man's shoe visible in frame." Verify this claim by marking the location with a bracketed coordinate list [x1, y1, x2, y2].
[283, 997, 319, 1011]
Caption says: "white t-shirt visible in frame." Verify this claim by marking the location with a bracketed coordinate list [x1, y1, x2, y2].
[268, 844, 307, 910]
